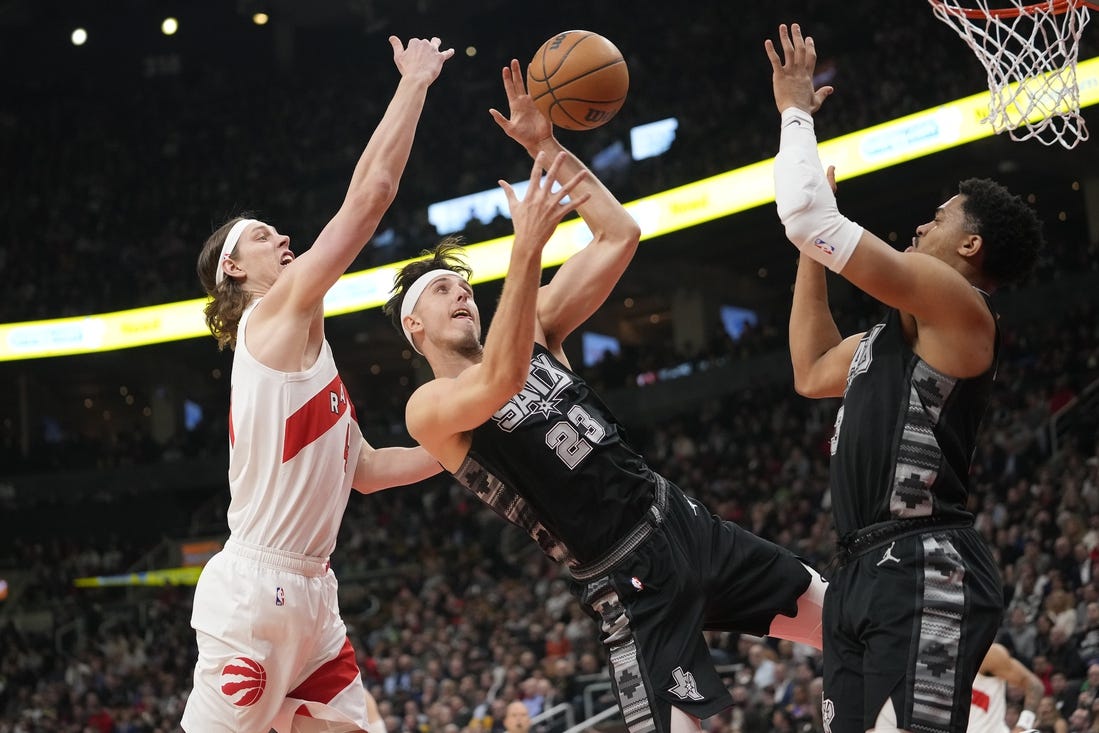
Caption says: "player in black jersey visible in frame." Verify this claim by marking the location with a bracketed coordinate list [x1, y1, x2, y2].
[382, 60, 829, 733]
[766, 23, 1044, 733]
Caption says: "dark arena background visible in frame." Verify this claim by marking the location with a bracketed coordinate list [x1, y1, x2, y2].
[2, 1, 1098, 731]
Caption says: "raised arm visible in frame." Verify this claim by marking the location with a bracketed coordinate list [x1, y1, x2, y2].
[489, 60, 641, 356]
[979, 643, 1044, 731]
[766, 24, 994, 377]
[276, 36, 453, 311]
[406, 153, 591, 467]
[789, 255, 862, 399]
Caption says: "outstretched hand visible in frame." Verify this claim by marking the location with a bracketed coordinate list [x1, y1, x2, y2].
[500, 151, 590, 254]
[764, 23, 833, 116]
[389, 36, 454, 84]
[489, 59, 554, 153]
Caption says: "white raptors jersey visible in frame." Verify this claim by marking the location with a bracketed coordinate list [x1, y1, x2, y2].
[225, 302, 362, 558]
[969, 673, 1008, 733]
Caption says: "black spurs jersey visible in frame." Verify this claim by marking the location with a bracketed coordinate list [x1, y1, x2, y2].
[452, 344, 655, 567]
[829, 300, 999, 539]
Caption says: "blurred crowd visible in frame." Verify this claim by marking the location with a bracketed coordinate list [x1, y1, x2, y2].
[0, 1, 1023, 321]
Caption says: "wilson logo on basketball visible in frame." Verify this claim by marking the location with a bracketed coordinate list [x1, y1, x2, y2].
[220, 657, 266, 707]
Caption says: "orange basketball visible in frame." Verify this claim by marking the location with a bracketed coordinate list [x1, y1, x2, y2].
[526, 31, 629, 131]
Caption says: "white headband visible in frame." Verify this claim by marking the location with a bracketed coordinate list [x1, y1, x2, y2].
[400, 269, 460, 354]
[215, 218, 260, 286]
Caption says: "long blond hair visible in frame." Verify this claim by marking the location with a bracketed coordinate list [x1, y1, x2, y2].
[196, 216, 255, 351]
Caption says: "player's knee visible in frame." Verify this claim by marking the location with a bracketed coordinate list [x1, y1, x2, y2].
[767, 563, 826, 649]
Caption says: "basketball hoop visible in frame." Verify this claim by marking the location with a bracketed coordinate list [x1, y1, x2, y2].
[928, 0, 1097, 148]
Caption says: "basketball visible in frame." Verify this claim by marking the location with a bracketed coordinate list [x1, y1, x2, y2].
[526, 31, 629, 131]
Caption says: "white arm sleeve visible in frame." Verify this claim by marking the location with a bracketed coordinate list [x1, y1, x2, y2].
[773, 107, 863, 273]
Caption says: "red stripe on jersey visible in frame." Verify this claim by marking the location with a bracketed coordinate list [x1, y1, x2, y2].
[228, 401, 235, 448]
[971, 687, 990, 711]
[287, 637, 359, 704]
[282, 375, 353, 463]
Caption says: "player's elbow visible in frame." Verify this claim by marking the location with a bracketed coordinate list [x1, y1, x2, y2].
[778, 191, 826, 249]
[591, 219, 641, 256]
[347, 176, 398, 213]
[792, 374, 818, 399]
[351, 447, 378, 494]
[498, 371, 529, 400]
[791, 369, 835, 400]
[619, 219, 642, 249]
[783, 219, 817, 250]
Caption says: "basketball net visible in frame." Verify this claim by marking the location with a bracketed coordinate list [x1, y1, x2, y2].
[928, 0, 1096, 149]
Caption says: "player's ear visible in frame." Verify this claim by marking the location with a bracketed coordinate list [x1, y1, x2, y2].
[404, 314, 423, 338]
[223, 256, 246, 281]
[959, 233, 983, 260]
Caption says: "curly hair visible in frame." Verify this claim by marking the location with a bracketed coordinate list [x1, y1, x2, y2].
[196, 215, 256, 351]
[958, 178, 1044, 287]
[383, 236, 473, 337]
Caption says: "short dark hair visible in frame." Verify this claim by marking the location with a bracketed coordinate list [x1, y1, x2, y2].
[958, 178, 1043, 287]
[383, 236, 473, 336]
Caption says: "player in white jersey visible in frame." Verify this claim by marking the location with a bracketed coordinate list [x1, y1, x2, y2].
[969, 643, 1044, 733]
[185, 35, 453, 733]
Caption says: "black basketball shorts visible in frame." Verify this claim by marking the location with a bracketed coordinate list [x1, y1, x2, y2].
[822, 527, 1003, 733]
[573, 479, 814, 733]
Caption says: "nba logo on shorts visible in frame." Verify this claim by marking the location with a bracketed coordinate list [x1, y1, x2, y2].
[275, 587, 285, 606]
[220, 657, 266, 707]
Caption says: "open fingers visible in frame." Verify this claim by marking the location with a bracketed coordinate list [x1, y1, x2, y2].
[540, 150, 570, 187]
[528, 151, 551, 188]
[388, 35, 403, 58]
[509, 59, 527, 96]
[501, 59, 527, 102]
[557, 190, 591, 217]
[778, 24, 795, 68]
[488, 107, 508, 129]
[498, 179, 518, 208]
[554, 170, 591, 206]
[791, 23, 806, 67]
[764, 39, 783, 72]
[501, 62, 519, 101]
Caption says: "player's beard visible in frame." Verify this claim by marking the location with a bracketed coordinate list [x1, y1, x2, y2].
[450, 326, 483, 361]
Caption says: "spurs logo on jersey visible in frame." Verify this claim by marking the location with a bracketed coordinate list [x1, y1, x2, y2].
[846, 323, 885, 390]
[821, 698, 835, 733]
[831, 323, 886, 456]
[668, 666, 704, 701]
[493, 353, 574, 432]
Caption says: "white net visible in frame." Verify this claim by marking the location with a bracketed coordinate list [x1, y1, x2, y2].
[928, 0, 1094, 148]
